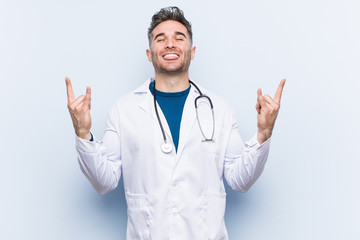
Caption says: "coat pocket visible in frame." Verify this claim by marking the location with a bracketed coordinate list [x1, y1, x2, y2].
[126, 192, 152, 240]
[202, 192, 227, 240]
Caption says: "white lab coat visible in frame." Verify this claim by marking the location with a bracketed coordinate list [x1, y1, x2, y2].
[75, 78, 270, 240]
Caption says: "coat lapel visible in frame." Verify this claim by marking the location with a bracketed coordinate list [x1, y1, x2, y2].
[176, 85, 198, 158]
[138, 79, 173, 145]
[138, 79, 154, 118]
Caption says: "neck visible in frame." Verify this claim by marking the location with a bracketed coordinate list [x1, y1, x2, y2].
[154, 71, 190, 92]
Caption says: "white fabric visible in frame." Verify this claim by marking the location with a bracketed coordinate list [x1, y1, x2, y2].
[76, 78, 271, 240]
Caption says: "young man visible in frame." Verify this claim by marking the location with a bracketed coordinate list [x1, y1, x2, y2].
[66, 6, 285, 240]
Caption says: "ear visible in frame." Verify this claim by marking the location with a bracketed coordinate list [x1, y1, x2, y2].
[190, 46, 196, 60]
[146, 49, 152, 62]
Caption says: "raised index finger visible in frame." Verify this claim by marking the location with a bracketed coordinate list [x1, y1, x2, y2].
[65, 76, 75, 102]
[274, 79, 286, 103]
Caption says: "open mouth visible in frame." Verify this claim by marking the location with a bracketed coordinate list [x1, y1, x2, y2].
[162, 53, 179, 60]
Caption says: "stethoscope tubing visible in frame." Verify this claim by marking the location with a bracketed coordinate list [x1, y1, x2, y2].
[153, 80, 215, 153]
[153, 82, 168, 143]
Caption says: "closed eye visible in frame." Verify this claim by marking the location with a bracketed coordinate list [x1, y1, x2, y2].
[175, 31, 187, 40]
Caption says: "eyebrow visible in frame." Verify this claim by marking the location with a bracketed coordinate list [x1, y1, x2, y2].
[153, 31, 187, 41]
[174, 31, 187, 38]
[154, 33, 165, 41]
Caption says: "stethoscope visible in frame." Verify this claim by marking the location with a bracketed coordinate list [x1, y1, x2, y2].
[153, 80, 215, 154]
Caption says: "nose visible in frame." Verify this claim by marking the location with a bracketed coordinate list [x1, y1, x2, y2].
[166, 38, 175, 49]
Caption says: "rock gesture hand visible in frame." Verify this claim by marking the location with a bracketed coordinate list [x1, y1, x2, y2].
[256, 79, 286, 144]
[66, 77, 92, 140]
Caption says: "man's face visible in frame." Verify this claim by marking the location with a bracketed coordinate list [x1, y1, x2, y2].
[146, 20, 196, 75]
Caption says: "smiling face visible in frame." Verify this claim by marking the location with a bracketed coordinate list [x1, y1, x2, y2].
[146, 20, 196, 75]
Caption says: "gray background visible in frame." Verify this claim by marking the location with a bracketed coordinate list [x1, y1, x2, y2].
[1, 0, 359, 239]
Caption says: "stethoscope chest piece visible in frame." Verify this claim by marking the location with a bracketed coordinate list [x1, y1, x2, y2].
[161, 142, 173, 154]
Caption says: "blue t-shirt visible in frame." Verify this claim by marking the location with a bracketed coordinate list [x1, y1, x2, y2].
[149, 81, 190, 152]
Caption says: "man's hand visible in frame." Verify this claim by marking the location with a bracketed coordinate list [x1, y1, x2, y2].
[66, 77, 92, 140]
[256, 79, 286, 144]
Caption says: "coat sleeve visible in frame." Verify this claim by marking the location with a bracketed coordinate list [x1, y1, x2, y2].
[75, 105, 122, 195]
[223, 112, 271, 193]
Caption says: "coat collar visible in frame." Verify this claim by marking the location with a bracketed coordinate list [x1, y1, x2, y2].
[137, 78, 155, 117]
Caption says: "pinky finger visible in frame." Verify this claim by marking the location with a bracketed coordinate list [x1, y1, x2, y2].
[84, 86, 92, 108]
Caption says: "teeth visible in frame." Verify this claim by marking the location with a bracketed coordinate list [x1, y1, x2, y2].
[163, 54, 179, 59]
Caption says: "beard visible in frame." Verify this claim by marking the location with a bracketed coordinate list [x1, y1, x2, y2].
[151, 49, 192, 75]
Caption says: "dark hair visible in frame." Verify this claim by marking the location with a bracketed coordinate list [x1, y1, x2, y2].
[148, 6, 193, 45]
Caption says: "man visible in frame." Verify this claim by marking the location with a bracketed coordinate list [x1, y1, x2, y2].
[66, 6, 285, 240]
